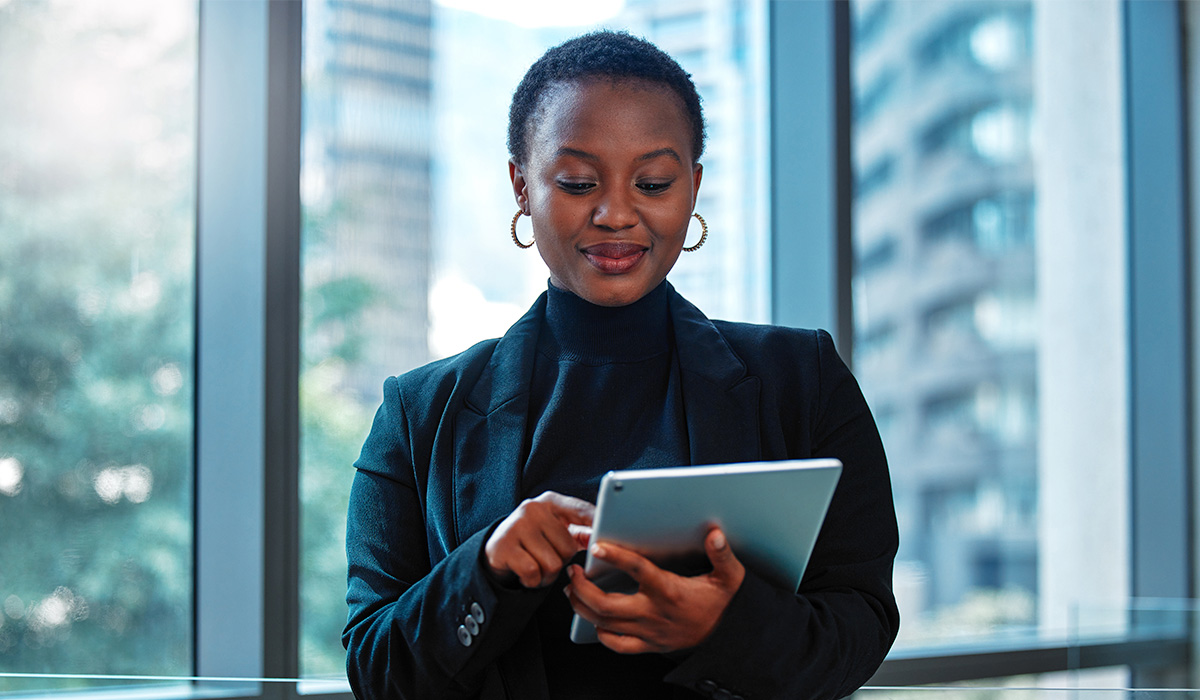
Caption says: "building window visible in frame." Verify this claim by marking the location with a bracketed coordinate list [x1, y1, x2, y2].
[854, 0, 894, 53]
[856, 69, 899, 126]
[917, 5, 1032, 74]
[920, 101, 1032, 163]
[856, 155, 897, 202]
[921, 191, 1035, 255]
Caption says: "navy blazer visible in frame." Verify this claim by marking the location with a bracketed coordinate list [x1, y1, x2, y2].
[344, 285, 899, 700]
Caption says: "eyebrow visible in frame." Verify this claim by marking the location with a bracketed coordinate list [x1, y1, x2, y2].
[554, 146, 683, 165]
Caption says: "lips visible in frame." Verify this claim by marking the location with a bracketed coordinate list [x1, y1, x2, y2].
[581, 242, 648, 274]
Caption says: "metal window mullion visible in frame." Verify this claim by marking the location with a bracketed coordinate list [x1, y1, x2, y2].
[263, 0, 304, 697]
[769, 0, 852, 357]
[1125, 0, 1191, 605]
[195, 0, 270, 690]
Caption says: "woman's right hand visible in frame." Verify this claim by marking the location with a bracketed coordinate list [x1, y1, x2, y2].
[484, 491, 595, 588]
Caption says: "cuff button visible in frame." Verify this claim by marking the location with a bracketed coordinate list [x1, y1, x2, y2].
[698, 680, 717, 695]
[456, 624, 472, 647]
[464, 615, 480, 636]
[470, 601, 485, 624]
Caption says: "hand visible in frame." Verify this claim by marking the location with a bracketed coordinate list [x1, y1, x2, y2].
[565, 527, 746, 654]
[484, 491, 594, 588]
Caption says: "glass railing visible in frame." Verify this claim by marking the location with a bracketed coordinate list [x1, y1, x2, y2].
[0, 674, 349, 699]
[3, 678, 1200, 700]
[876, 598, 1196, 686]
[857, 690, 1200, 700]
[2, 600, 1197, 698]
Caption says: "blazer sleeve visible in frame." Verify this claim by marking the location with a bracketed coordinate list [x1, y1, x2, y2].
[664, 329, 900, 700]
[343, 376, 551, 700]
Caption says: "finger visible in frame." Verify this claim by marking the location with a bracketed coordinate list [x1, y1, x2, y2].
[563, 577, 600, 625]
[541, 491, 596, 527]
[596, 628, 656, 655]
[507, 550, 551, 588]
[539, 516, 587, 561]
[704, 528, 746, 588]
[520, 498, 589, 560]
[568, 523, 593, 550]
[525, 530, 583, 585]
[566, 565, 645, 623]
[504, 521, 574, 586]
[590, 542, 667, 589]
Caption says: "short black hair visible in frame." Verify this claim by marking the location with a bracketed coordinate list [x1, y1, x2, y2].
[507, 30, 705, 165]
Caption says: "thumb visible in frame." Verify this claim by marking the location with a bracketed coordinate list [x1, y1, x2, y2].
[705, 528, 743, 582]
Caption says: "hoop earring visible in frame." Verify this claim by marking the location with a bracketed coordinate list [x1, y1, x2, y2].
[511, 210, 534, 249]
[683, 212, 708, 252]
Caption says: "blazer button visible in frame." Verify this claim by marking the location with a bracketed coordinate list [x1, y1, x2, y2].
[456, 624, 472, 647]
[697, 680, 717, 695]
[464, 614, 480, 636]
[470, 601, 485, 624]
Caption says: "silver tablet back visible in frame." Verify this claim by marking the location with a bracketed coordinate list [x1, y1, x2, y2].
[568, 458, 842, 644]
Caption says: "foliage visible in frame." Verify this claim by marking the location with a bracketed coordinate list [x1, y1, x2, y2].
[299, 358, 372, 678]
[0, 0, 383, 684]
[0, 0, 196, 686]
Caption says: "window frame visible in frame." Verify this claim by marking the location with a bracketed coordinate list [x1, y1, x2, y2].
[195, 1, 335, 697]
[770, 0, 1193, 686]
[186, 0, 1192, 696]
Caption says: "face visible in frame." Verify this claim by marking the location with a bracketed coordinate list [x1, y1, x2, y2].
[509, 79, 703, 307]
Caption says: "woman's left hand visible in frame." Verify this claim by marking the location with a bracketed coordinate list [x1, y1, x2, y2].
[564, 527, 746, 654]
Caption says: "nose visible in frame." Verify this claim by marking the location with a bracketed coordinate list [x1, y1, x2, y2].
[592, 186, 639, 231]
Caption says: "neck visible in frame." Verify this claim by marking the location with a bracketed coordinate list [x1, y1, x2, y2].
[540, 281, 671, 363]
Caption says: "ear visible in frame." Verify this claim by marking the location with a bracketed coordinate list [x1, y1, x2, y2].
[509, 159, 529, 212]
[691, 162, 703, 207]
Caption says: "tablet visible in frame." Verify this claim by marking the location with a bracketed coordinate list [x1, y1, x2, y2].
[569, 458, 842, 644]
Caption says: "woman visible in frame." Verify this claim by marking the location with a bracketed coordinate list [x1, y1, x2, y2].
[344, 31, 898, 700]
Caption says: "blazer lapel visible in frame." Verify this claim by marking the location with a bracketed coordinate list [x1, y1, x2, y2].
[452, 294, 545, 546]
[450, 285, 763, 544]
[668, 286, 763, 466]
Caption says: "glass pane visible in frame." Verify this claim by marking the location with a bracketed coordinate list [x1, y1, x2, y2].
[299, 0, 770, 678]
[850, 0, 1128, 647]
[0, 0, 197, 688]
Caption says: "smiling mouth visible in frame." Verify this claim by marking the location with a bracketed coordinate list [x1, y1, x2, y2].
[582, 243, 648, 274]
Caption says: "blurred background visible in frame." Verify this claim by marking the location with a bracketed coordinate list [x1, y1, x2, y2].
[0, 0, 1193, 694]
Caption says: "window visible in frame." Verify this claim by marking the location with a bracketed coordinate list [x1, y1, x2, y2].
[854, 0, 894, 52]
[856, 155, 897, 202]
[920, 101, 1032, 163]
[298, 0, 770, 679]
[856, 69, 898, 126]
[917, 6, 1032, 74]
[857, 237, 899, 277]
[921, 191, 1035, 254]
[852, 0, 1134, 661]
[0, 0, 197, 689]
[4, 0, 1194, 692]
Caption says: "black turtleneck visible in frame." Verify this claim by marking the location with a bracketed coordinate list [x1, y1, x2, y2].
[522, 280, 690, 699]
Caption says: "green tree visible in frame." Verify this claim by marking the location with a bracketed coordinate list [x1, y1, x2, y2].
[0, 0, 196, 688]
[299, 203, 379, 677]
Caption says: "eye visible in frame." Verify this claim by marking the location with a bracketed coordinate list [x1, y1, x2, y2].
[637, 180, 674, 194]
[557, 180, 595, 194]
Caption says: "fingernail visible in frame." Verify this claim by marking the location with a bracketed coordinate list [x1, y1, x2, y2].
[713, 532, 726, 550]
[592, 544, 606, 558]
